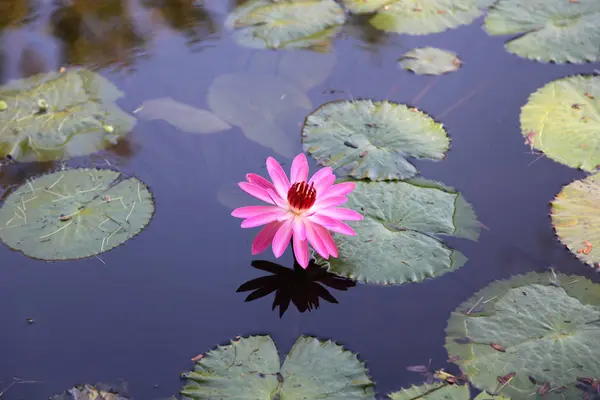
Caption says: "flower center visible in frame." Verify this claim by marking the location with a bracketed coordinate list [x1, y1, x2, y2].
[287, 181, 316, 212]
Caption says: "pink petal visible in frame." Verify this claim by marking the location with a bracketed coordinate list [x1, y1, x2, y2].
[317, 207, 363, 221]
[292, 217, 306, 240]
[309, 167, 335, 194]
[272, 219, 293, 257]
[246, 173, 275, 190]
[266, 157, 291, 199]
[293, 235, 309, 268]
[267, 188, 288, 209]
[252, 221, 282, 255]
[320, 182, 356, 199]
[311, 196, 348, 211]
[305, 221, 329, 258]
[314, 224, 338, 258]
[327, 220, 357, 236]
[239, 182, 275, 205]
[241, 210, 286, 228]
[290, 153, 309, 184]
[308, 214, 356, 236]
[232, 205, 282, 219]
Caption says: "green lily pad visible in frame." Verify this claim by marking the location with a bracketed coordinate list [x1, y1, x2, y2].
[445, 271, 600, 399]
[314, 179, 480, 285]
[0, 68, 136, 162]
[551, 172, 600, 268]
[225, 0, 346, 50]
[339, 0, 395, 14]
[369, 0, 483, 35]
[399, 47, 462, 75]
[520, 75, 600, 171]
[388, 382, 470, 400]
[473, 393, 510, 400]
[50, 383, 129, 400]
[484, 0, 600, 63]
[180, 335, 375, 399]
[301, 100, 449, 180]
[0, 168, 154, 261]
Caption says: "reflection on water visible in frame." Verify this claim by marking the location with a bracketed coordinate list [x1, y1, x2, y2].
[237, 259, 356, 317]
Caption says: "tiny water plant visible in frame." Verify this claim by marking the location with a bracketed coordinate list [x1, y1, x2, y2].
[231, 153, 362, 268]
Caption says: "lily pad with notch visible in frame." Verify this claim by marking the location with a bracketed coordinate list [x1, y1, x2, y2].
[399, 47, 462, 75]
[180, 335, 375, 399]
[484, 0, 600, 63]
[0, 68, 136, 162]
[388, 382, 470, 400]
[445, 271, 600, 399]
[313, 178, 480, 285]
[302, 100, 449, 180]
[0, 168, 154, 261]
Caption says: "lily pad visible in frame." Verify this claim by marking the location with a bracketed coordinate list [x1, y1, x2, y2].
[50, 383, 129, 400]
[301, 100, 449, 180]
[313, 179, 480, 285]
[445, 271, 600, 399]
[180, 335, 375, 399]
[225, 0, 346, 50]
[339, 0, 395, 14]
[520, 75, 600, 171]
[0, 68, 135, 162]
[388, 382, 470, 400]
[551, 172, 600, 268]
[399, 47, 462, 75]
[136, 97, 232, 134]
[368, 0, 483, 35]
[484, 0, 600, 63]
[0, 168, 154, 261]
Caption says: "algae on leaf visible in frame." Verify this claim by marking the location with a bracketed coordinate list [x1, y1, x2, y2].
[314, 179, 480, 285]
[551, 172, 600, 268]
[484, 0, 600, 63]
[0, 68, 135, 162]
[520, 75, 600, 171]
[445, 272, 600, 399]
[0, 168, 154, 261]
[225, 0, 346, 50]
[388, 382, 470, 400]
[399, 47, 462, 75]
[181, 335, 375, 399]
[302, 100, 449, 180]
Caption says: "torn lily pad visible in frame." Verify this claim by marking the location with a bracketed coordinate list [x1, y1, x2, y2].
[445, 272, 600, 399]
[180, 335, 375, 399]
[484, 0, 600, 63]
[50, 383, 129, 400]
[313, 179, 480, 285]
[520, 75, 600, 171]
[551, 172, 600, 268]
[225, 0, 346, 50]
[0, 68, 135, 162]
[0, 168, 154, 261]
[399, 47, 462, 75]
[302, 100, 449, 180]
[388, 382, 470, 400]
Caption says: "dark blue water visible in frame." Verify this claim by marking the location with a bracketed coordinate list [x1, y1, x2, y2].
[0, 1, 599, 398]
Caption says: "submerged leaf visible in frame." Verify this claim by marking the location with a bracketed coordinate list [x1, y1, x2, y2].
[225, 0, 346, 50]
[551, 172, 600, 268]
[137, 97, 231, 134]
[484, 0, 600, 63]
[313, 179, 480, 285]
[388, 382, 470, 400]
[520, 75, 600, 171]
[445, 272, 600, 399]
[0, 168, 154, 261]
[399, 47, 462, 75]
[302, 100, 449, 180]
[180, 335, 375, 399]
[50, 383, 129, 400]
[0, 68, 135, 162]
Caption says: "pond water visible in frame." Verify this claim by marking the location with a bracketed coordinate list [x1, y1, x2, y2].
[0, 0, 599, 399]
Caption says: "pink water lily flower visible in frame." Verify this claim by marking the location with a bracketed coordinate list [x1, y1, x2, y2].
[232, 153, 363, 268]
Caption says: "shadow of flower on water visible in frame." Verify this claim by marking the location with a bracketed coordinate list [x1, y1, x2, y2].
[237, 259, 356, 317]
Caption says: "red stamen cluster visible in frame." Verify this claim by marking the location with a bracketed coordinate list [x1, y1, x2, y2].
[287, 181, 316, 212]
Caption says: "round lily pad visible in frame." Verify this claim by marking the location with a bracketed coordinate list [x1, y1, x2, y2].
[484, 0, 600, 63]
[520, 75, 600, 171]
[301, 100, 449, 180]
[313, 179, 480, 285]
[388, 383, 470, 400]
[180, 335, 375, 399]
[445, 271, 600, 399]
[225, 0, 346, 50]
[0, 168, 154, 261]
[368, 0, 483, 35]
[0, 68, 136, 162]
[399, 47, 462, 75]
[551, 172, 600, 268]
